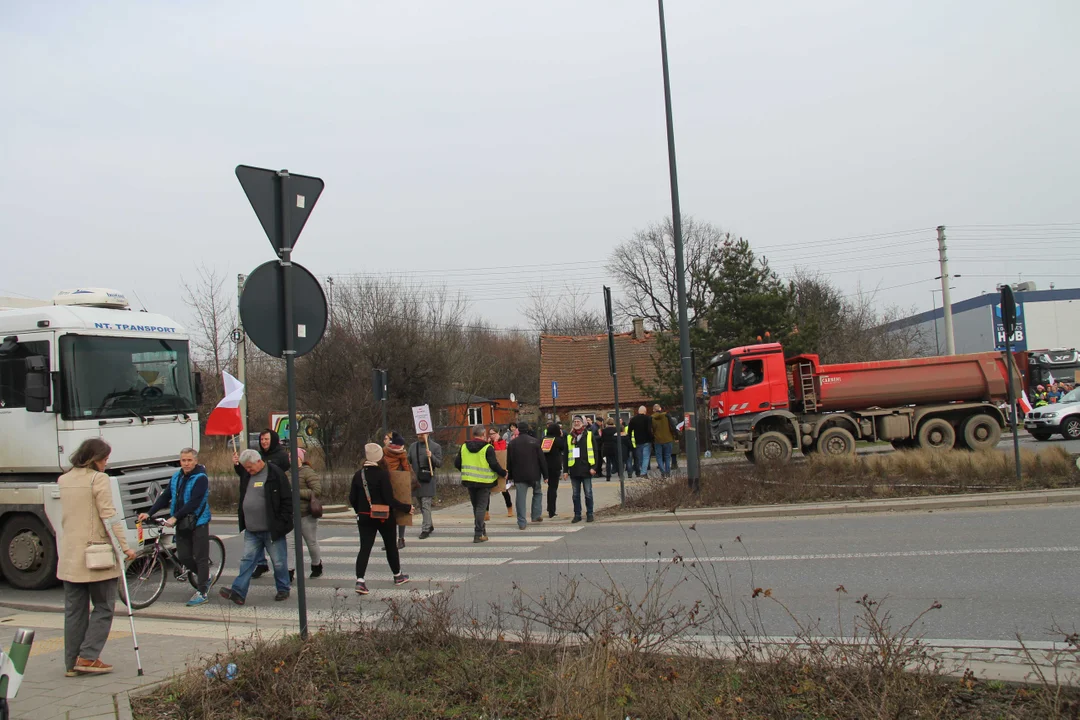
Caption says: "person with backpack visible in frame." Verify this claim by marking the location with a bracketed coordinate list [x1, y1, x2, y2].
[383, 432, 414, 549]
[349, 443, 412, 595]
[542, 422, 566, 518]
[408, 432, 443, 540]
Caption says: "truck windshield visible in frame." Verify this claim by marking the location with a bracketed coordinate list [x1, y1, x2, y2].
[59, 335, 197, 420]
[712, 362, 730, 392]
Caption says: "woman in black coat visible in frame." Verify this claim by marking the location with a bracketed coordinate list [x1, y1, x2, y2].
[542, 423, 566, 518]
[349, 443, 413, 595]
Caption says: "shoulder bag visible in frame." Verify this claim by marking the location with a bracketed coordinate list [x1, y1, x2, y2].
[309, 495, 324, 519]
[84, 474, 117, 570]
[360, 468, 390, 520]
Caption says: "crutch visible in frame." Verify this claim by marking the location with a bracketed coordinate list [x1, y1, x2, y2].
[104, 517, 144, 676]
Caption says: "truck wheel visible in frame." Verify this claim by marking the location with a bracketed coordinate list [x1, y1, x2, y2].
[962, 414, 1002, 451]
[1062, 417, 1080, 440]
[744, 451, 756, 464]
[0, 514, 59, 590]
[753, 431, 793, 464]
[1030, 431, 1053, 442]
[917, 418, 956, 451]
[817, 427, 856, 458]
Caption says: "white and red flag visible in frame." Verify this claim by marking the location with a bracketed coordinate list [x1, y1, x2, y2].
[1018, 390, 1033, 416]
[204, 371, 245, 436]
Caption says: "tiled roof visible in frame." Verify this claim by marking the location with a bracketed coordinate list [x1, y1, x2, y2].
[539, 332, 660, 408]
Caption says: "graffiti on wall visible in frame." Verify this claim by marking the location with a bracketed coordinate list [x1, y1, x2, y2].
[269, 412, 320, 447]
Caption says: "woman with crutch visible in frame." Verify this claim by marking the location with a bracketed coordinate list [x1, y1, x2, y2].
[57, 438, 136, 677]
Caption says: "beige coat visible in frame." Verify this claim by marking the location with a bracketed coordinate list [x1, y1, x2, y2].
[56, 467, 131, 584]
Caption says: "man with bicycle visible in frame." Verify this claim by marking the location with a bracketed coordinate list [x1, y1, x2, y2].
[138, 448, 212, 606]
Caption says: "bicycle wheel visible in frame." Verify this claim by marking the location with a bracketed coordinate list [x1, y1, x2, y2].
[119, 554, 166, 610]
[189, 535, 227, 592]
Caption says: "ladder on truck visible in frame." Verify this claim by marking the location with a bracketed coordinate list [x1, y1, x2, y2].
[798, 361, 818, 413]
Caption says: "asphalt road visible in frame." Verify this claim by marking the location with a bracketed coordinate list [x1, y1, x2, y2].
[998, 432, 1080, 455]
[3, 504, 1077, 643]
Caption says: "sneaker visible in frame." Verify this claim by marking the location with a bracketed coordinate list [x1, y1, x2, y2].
[473, 535, 489, 543]
[355, 580, 369, 595]
[572, 516, 582, 524]
[549, 513, 558, 519]
[65, 669, 78, 678]
[394, 574, 410, 586]
[309, 563, 323, 579]
[252, 565, 269, 579]
[74, 657, 113, 675]
[186, 591, 209, 607]
[532, 517, 543, 523]
[274, 590, 290, 602]
[586, 515, 595, 523]
[518, 524, 527, 530]
[219, 587, 245, 606]
[418, 530, 431, 540]
[397, 537, 405, 550]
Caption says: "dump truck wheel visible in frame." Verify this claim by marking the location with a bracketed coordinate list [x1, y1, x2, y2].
[817, 427, 856, 458]
[753, 431, 792, 464]
[917, 418, 956, 450]
[962, 414, 1001, 451]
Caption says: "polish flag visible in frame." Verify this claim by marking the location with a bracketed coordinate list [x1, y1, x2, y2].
[204, 371, 245, 436]
[1018, 391, 1033, 416]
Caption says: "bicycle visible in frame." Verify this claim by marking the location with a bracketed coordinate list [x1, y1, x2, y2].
[118, 518, 226, 610]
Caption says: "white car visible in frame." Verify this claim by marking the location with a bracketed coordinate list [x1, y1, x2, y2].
[1024, 388, 1080, 441]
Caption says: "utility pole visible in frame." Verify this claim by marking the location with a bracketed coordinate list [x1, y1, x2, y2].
[937, 225, 956, 355]
[236, 273, 248, 447]
[657, 0, 700, 491]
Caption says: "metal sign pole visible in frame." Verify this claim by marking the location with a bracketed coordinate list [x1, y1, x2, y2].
[277, 170, 309, 640]
[1001, 285, 1022, 487]
[603, 287, 626, 504]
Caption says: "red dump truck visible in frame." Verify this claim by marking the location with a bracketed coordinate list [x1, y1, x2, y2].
[706, 343, 1020, 463]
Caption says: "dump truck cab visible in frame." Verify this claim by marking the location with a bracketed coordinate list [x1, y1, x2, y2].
[706, 343, 799, 457]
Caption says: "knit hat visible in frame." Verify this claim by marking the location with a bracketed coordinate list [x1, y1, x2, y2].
[364, 443, 384, 465]
[517, 421, 531, 435]
[390, 432, 406, 447]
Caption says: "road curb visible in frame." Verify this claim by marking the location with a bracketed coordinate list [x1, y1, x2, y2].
[601, 488, 1080, 524]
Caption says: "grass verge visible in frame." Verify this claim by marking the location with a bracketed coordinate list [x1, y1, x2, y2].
[611, 447, 1080, 515]
[132, 574, 1079, 719]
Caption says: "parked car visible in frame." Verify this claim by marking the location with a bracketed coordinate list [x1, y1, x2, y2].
[1024, 388, 1080, 441]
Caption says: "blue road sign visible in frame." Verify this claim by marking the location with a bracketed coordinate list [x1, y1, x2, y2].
[552, 381, 558, 399]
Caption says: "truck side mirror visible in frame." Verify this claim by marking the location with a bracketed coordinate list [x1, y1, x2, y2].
[193, 372, 204, 405]
[24, 356, 50, 413]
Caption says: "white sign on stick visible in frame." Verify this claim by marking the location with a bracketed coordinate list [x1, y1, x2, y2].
[411, 404, 433, 435]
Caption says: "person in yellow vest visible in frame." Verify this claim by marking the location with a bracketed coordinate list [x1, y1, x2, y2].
[454, 425, 508, 543]
[563, 416, 600, 522]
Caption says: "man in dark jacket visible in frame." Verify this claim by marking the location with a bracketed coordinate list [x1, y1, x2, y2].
[506, 422, 546, 529]
[139, 448, 212, 606]
[407, 433, 443, 539]
[563, 416, 600, 523]
[252, 429, 291, 579]
[628, 406, 653, 477]
[455, 425, 507, 542]
[220, 449, 294, 605]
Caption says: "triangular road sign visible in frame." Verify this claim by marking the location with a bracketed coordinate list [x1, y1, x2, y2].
[236, 165, 324, 254]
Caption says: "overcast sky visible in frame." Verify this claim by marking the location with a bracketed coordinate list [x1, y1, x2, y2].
[2, 1, 1078, 332]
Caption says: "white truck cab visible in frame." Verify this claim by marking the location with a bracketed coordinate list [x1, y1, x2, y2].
[0, 289, 201, 589]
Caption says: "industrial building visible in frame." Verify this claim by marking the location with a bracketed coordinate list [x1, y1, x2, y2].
[883, 285, 1080, 386]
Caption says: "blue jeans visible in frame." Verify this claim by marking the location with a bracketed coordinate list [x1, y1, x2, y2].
[231, 531, 290, 597]
[654, 442, 673, 475]
[570, 476, 594, 519]
[635, 444, 652, 476]
[515, 482, 544, 527]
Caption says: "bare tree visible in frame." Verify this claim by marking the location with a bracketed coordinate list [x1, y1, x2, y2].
[181, 265, 237, 408]
[607, 216, 724, 330]
[522, 285, 606, 336]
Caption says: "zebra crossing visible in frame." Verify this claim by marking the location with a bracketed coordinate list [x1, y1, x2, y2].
[111, 523, 586, 623]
